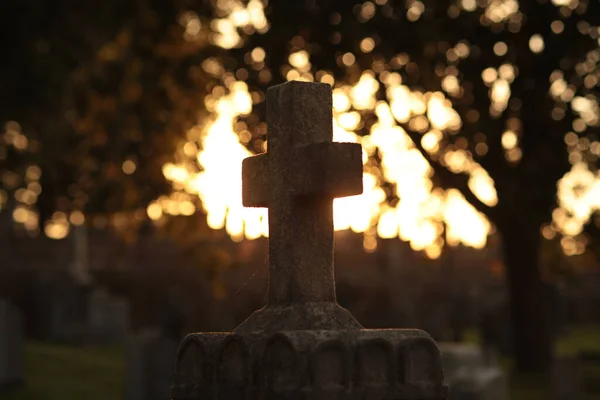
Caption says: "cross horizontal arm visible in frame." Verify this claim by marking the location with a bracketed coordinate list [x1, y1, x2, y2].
[242, 153, 268, 207]
[242, 142, 363, 208]
[291, 142, 363, 198]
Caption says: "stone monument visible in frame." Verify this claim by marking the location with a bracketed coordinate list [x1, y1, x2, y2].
[0, 300, 24, 389]
[126, 328, 180, 400]
[438, 343, 508, 400]
[171, 81, 447, 399]
[88, 288, 131, 343]
[70, 224, 92, 285]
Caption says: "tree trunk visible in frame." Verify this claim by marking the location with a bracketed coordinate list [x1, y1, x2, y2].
[499, 217, 553, 373]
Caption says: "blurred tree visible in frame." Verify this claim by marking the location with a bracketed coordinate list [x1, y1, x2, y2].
[0, 0, 199, 230]
[584, 220, 600, 262]
[0, 0, 135, 222]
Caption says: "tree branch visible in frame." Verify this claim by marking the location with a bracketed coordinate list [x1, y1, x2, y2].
[403, 128, 501, 225]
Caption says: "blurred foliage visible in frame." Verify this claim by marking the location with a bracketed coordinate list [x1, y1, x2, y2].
[1, 0, 598, 239]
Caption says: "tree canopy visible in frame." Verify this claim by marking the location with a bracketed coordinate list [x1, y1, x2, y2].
[2, 0, 598, 251]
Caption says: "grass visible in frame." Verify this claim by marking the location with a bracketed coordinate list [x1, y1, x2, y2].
[557, 326, 600, 398]
[463, 324, 600, 357]
[556, 325, 600, 357]
[1, 326, 598, 399]
[0, 342, 125, 400]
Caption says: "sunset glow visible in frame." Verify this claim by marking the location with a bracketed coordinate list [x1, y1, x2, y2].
[2, 0, 599, 259]
[150, 0, 599, 257]
[156, 59, 499, 257]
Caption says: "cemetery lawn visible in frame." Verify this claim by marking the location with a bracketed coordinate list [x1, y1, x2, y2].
[466, 324, 600, 400]
[1, 327, 598, 400]
[555, 325, 600, 356]
[0, 342, 124, 400]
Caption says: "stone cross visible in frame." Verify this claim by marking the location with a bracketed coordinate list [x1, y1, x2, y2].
[242, 81, 363, 306]
[170, 81, 447, 400]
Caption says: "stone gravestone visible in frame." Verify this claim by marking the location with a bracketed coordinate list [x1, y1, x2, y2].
[106, 296, 131, 341]
[0, 300, 24, 389]
[88, 288, 131, 343]
[547, 282, 568, 339]
[29, 272, 90, 343]
[126, 294, 185, 400]
[479, 295, 511, 357]
[438, 343, 508, 400]
[69, 225, 93, 286]
[171, 81, 447, 399]
[552, 356, 584, 400]
[580, 351, 600, 397]
[126, 329, 179, 400]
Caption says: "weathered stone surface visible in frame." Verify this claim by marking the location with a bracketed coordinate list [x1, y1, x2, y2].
[172, 329, 446, 400]
[242, 82, 362, 309]
[172, 81, 446, 399]
[235, 302, 361, 335]
[238, 81, 363, 334]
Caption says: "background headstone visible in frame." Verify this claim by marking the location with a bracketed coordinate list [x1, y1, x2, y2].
[69, 225, 92, 285]
[0, 300, 24, 389]
[29, 272, 89, 343]
[88, 288, 130, 343]
[479, 295, 512, 357]
[439, 343, 508, 400]
[126, 329, 178, 400]
[579, 351, 600, 397]
[552, 356, 584, 400]
[547, 282, 569, 340]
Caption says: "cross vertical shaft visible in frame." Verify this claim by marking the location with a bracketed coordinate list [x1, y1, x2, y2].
[242, 81, 363, 308]
[268, 83, 334, 305]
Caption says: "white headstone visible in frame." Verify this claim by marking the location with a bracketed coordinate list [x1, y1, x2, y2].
[88, 288, 110, 334]
[106, 297, 131, 341]
[439, 343, 508, 400]
[70, 225, 92, 285]
[0, 300, 24, 388]
[125, 329, 178, 400]
[88, 289, 130, 343]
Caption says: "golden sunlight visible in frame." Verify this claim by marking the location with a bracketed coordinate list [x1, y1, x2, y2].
[7, 0, 597, 263]
[159, 50, 502, 257]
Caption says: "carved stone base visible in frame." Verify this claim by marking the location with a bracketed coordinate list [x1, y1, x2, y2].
[171, 329, 448, 400]
[234, 303, 363, 334]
